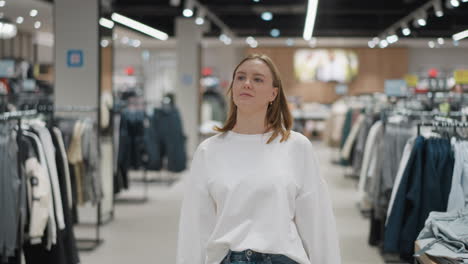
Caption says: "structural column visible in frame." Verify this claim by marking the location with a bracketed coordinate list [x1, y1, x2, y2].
[54, 0, 99, 110]
[176, 18, 202, 156]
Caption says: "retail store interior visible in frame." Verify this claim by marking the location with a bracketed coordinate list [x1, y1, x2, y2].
[1, 0, 468, 263]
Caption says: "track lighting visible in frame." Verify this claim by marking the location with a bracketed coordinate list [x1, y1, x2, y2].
[433, 0, 444, 17]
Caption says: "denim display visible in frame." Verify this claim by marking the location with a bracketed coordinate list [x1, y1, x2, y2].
[416, 208, 468, 263]
[222, 250, 299, 264]
[384, 137, 454, 261]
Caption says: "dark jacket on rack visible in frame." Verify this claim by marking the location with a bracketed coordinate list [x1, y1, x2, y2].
[145, 105, 187, 173]
[117, 109, 146, 189]
[384, 137, 454, 261]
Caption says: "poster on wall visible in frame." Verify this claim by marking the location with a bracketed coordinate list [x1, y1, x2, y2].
[294, 49, 359, 84]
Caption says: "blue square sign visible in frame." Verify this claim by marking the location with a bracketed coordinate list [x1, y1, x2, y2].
[67, 50, 83, 67]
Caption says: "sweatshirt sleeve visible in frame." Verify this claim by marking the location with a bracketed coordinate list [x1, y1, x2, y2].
[176, 145, 217, 264]
[294, 140, 341, 264]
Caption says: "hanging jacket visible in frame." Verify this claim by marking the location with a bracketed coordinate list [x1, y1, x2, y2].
[145, 105, 187, 172]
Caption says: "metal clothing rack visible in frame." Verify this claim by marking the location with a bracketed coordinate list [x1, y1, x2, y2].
[45, 105, 105, 251]
[0, 110, 38, 264]
[417, 120, 468, 136]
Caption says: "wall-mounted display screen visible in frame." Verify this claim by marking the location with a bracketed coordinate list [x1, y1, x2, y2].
[294, 49, 359, 84]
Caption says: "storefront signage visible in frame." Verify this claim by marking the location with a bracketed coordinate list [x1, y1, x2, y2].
[454, 70, 468, 84]
[385, 79, 407, 97]
[404, 74, 418, 87]
[67, 50, 83, 68]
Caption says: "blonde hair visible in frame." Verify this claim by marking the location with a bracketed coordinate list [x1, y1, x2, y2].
[214, 54, 292, 143]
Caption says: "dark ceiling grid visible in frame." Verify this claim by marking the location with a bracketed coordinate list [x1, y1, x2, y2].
[40, 0, 468, 39]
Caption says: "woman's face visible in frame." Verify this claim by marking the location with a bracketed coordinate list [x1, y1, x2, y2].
[232, 59, 278, 113]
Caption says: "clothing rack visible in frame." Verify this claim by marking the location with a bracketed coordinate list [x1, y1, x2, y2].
[417, 120, 468, 136]
[112, 103, 150, 205]
[44, 105, 105, 251]
[0, 110, 38, 264]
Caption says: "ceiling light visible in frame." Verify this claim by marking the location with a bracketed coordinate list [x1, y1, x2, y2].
[183, 9, 193, 17]
[437, 38, 444, 45]
[434, 0, 444, 17]
[270, 28, 280, 37]
[246, 36, 255, 45]
[261, 12, 273, 21]
[450, 0, 460, 7]
[387, 34, 398, 44]
[286, 38, 295, 46]
[195, 8, 205, 25]
[100, 39, 109, 47]
[30, 9, 38, 17]
[462, 0, 468, 2]
[452, 29, 468, 41]
[111, 13, 168, 40]
[16, 16, 24, 24]
[417, 18, 426, 26]
[132, 39, 141, 48]
[195, 17, 204, 25]
[372, 37, 380, 43]
[0, 1, 5, 7]
[368, 41, 376, 48]
[402, 27, 411, 36]
[379, 39, 388, 48]
[34, 21, 41, 29]
[183, 0, 194, 17]
[428, 41, 435, 48]
[253, 0, 260, 2]
[303, 0, 319, 40]
[250, 41, 258, 48]
[0, 19, 17, 39]
[219, 33, 232, 45]
[99, 18, 114, 29]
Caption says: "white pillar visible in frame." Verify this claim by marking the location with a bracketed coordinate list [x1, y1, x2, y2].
[176, 18, 202, 156]
[54, 0, 99, 110]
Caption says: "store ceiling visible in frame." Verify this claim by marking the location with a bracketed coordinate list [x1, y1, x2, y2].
[109, 0, 468, 39]
[17, 0, 468, 42]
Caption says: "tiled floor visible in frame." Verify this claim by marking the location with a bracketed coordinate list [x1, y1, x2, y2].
[79, 142, 385, 264]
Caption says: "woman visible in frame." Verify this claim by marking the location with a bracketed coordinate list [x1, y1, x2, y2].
[177, 54, 341, 264]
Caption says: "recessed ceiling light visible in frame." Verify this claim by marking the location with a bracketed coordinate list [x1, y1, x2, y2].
[270, 28, 280, 37]
[16, 17, 24, 24]
[253, 0, 260, 2]
[437, 38, 444, 45]
[286, 38, 294, 46]
[183, 9, 193, 17]
[100, 39, 109, 47]
[133, 39, 141, 48]
[195, 17, 204, 25]
[30, 9, 38, 17]
[261, 12, 273, 21]
[368, 41, 376, 48]
[34, 21, 41, 29]
[428, 41, 435, 48]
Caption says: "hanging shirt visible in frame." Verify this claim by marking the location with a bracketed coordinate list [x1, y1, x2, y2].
[177, 131, 341, 264]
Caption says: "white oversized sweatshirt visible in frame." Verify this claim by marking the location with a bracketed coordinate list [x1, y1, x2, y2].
[176, 130, 341, 264]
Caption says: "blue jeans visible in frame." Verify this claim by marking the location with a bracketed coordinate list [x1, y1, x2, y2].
[221, 250, 299, 264]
